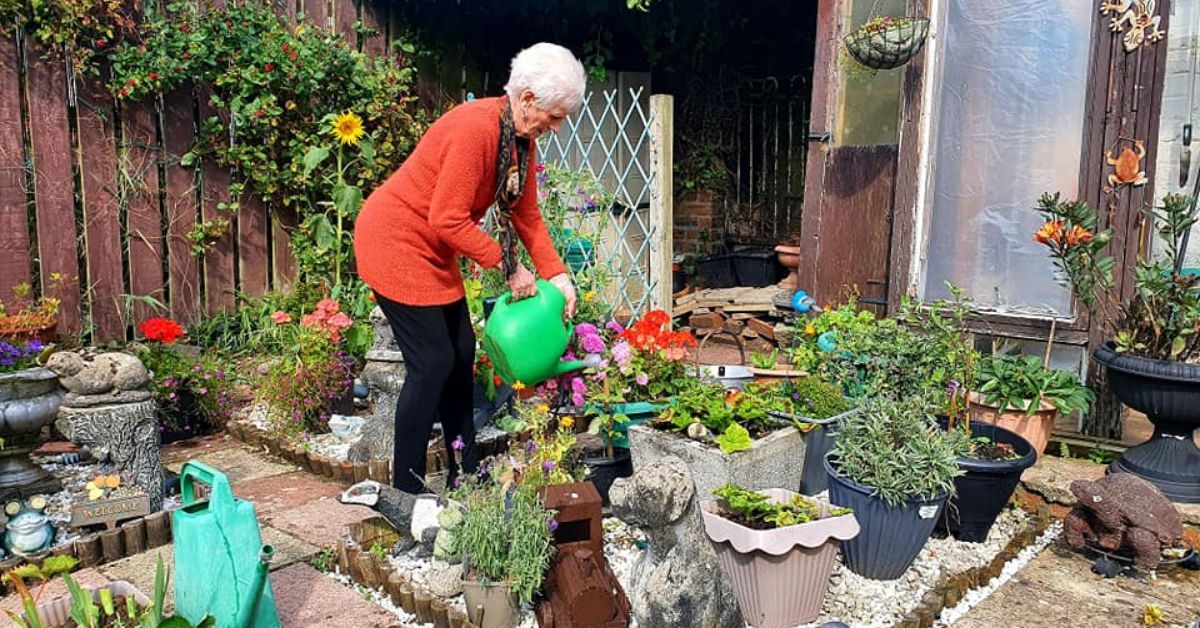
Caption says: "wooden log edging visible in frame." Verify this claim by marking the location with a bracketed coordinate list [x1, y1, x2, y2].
[332, 516, 484, 628]
[897, 509, 1053, 628]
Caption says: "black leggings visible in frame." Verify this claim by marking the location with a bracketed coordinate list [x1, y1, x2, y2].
[373, 292, 479, 493]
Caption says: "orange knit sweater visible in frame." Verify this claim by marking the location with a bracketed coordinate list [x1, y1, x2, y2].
[354, 97, 567, 306]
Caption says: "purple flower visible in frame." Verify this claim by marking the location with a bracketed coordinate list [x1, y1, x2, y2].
[452, 477, 462, 489]
[611, 341, 632, 366]
[452, 435, 465, 452]
[25, 340, 43, 353]
[168, 392, 176, 400]
[575, 323, 598, 337]
[542, 460, 555, 472]
[527, 440, 538, 453]
[946, 379, 960, 396]
[571, 378, 587, 394]
[572, 391, 585, 406]
[193, 364, 202, 372]
[581, 334, 605, 355]
[549, 519, 559, 532]
[635, 372, 649, 387]
[606, 320, 625, 335]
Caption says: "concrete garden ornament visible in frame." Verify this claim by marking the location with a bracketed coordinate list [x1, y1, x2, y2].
[1101, 0, 1164, 53]
[4, 495, 54, 557]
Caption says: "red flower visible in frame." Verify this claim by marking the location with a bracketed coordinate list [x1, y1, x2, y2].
[138, 317, 185, 344]
[148, 72, 158, 80]
[264, 63, 275, 73]
[288, 50, 297, 61]
[181, 51, 191, 60]
[94, 39, 106, 48]
[255, 108, 265, 118]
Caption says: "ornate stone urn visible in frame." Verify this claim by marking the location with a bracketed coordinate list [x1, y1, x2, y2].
[0, 367, 64, 499]
[774, 244, 802, 292]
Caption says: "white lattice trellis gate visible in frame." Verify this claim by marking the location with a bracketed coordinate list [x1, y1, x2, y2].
[538, 88, 674, 317]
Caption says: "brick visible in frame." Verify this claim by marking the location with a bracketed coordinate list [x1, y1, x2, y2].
[272, 563, 397, 627]
[689, 311, 726, 329]
[723, 319, 745, 334]
[747, 317, 775, 340]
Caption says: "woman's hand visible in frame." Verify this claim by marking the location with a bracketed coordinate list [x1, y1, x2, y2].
[549, 273, 576, 320]
[508, 263, 538, 300]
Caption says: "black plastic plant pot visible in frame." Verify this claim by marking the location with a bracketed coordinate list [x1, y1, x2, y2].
[582, 447, 633, 506]
[825, 457, 948, 580]
[1094, 343, 1200, 503]
[769, 406, 860, 495]
[936, 417, 1036, 542]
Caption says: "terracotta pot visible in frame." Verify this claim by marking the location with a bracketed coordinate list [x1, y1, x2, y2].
[28, 580, 149, 627]
[774, 245, 802, 291]
[461, 578, 519, 628]
[966, 391, 1057, 458]
[700, 489, 859, 627]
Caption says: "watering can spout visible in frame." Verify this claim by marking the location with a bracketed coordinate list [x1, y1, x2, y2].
[551, 353, 600, 378]
[234, 545, 274, 628]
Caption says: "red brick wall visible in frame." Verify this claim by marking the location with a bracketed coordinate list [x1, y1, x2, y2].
[674, 188, 723, 256]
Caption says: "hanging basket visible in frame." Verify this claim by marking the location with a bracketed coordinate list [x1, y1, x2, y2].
[843, 16, 930, 70]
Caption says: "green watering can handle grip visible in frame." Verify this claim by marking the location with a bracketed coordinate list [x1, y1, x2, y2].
[179, 460, 235, 510]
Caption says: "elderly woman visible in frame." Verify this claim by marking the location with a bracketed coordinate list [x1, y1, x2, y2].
[353, 43, 585, 499]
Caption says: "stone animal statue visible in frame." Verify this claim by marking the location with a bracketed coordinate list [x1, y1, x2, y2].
[46, 350, 150, 399]
[340, 480, 416, 548]
[1063, 473, 1183, 569]
[4, 496, 54, 557]
[348, 307, 405, 464]
[609, 457, 742, 628]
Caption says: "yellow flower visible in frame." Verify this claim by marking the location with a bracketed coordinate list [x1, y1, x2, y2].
[584, 290, 596, 302]
[331, 111, 364, 146]
[512, 380, 526, 391]
[560, 417, 574, 429]
[536, 404, 550, 414]
[804, 323, 816, 336]
[1144, 604, 1163, 626]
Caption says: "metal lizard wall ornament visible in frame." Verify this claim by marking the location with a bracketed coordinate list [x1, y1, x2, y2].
[1101, 0, 1165, 53]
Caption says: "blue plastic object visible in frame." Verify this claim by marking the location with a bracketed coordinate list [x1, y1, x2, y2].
[792, 290, 818, 313]
[817, 331, 838, 353]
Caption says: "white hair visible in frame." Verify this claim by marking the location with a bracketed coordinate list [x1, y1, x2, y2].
[504, 43, 587, 112]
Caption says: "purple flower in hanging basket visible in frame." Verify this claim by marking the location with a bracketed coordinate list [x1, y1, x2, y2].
[452, 435, 465, 452]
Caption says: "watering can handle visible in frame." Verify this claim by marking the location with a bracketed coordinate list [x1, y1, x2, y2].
[179, 460, 236, 510]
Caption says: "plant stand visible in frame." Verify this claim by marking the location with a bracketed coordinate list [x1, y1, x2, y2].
[0, 368, 64, 501]
[1094, 344, 1200, 503]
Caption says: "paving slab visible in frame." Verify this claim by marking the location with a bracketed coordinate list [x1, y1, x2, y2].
[98, 544, 175, 613]
[261, 525, 322, 570]
[271, 563, 399, 628]
[958, 544, 1200, 628]
[164, 444, 297, 484]
[1020, 456, 1106, 505]
[263, 495, 376, 548]
[232, 472, 344, 518]
[0, 568, 110, 615]
[161, 433, 243, 466]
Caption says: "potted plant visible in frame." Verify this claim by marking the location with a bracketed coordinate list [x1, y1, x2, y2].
[0, 336, 62, 496]
[825, 396, 961, 580]
[969, 353, 1095, 457]
[766, 376, 861, 495]
[135, 318, 236, 444]
[0, 276, 63, 345]
[1034, 192, 1200, 502]
[453, 479, 556, 628]
[700, 484, 859, 627]
[843, 15, 931, 71]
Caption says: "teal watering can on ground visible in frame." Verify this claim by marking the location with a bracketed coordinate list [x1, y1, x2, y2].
[482, 279, 592, 388]
[173, 461, 280, 628]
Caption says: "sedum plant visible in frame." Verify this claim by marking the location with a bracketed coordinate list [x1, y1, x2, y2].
[830, 396, 961, 507]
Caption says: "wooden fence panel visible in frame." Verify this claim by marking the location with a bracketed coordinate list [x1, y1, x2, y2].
[26, 47, 81, 334]
[76, 71, 127, 342]
[238, 192, 270, 298]
[271, 209, 297, 291]
[302, 0, 329, 30]
[0, 34, 31, 303]
[198, 94, 235, 314]
[162, 84, 201, 325]
[360, 0, 387, 57]
[334, 0, 357, 43]
[121, 99, 165, 326]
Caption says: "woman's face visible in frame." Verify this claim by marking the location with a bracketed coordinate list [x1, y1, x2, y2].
[514, 91, 570, 140]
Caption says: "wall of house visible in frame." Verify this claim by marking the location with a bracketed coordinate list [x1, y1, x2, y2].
[1153, 0, 1200, 268]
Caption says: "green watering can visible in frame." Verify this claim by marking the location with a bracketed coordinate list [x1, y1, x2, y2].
[173, 461, 280, 628]
[482, 279, 591, 387]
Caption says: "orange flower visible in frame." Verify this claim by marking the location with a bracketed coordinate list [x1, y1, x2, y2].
[643, 309, 671, 329]
[1065, 225, 1093, 246]
[1034, 220, 1065, 245]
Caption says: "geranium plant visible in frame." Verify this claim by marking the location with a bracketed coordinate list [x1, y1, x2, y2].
[135, 317, 235, 433]
[1035, 192, 1200, 361]
[256, 299, 354, 435]
[712, 484, 850, 530]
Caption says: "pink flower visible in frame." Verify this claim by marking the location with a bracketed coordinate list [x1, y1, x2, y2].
[606, 320, 625, 335]
[300, 313, 321, 328]
[327, 312, 353, 330]
[572, 391, 584, 406]
[581, 333, 605, 355]
[575, 323, 598, 337]
[571, 377, 587, 395]
[271, 310, 292, 324]
[612, 341, 632, 366]
[315, 298, 340, 314]
[635, 372, 649, 387]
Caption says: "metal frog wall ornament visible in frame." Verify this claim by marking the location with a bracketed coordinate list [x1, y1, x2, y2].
[1101, 0, 1165, 53]
[1106, 138, 1148, 191]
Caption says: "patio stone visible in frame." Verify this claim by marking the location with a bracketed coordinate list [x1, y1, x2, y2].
[271, 563, 398, 627]
[1020, 456, 1105, 505]
[263, 495, 375, 548]
[957, 545, 1200, 627]
[0, 568, 110, 614]
[232, 472, 343, 518]
[164, 445, 297, 484]
[260, 525, 321, 569]
[98, 545, 175, 613]
[161, 433, 242, 466]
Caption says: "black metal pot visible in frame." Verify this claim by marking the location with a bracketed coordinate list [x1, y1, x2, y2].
[1094, 343, 1200, 503]
[582, 447, 633, 506]
[825, 456, 948, 580]
[936, 418, 1036, 542]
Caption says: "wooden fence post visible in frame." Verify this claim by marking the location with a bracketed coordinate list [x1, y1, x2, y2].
[649, 94, 674, 314]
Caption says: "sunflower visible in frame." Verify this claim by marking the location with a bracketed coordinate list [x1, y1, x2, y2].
[331, 111, 364, 146]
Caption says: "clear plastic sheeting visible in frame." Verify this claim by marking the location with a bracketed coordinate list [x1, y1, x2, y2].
[921, 0, 1094, 315]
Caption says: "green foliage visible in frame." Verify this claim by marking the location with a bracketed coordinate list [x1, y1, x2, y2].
[788, 297, 880, 374]
[830, 396, 962, 508]
[309, 547, 337, 573]
[775, 377, 852, 421]
[0, 0, 135, 75]
[976, 353, 1094, 416]
[136, 344, 236, 432]
[714, 422, 752, 453]
[1086, 447, 1120, 465]
[452, 481, 555, 606]
[108, 2, 424, 288]
[1033, 192, 1115, 312]
[749, 349, 778, 369]
[712, 484, 851, 528]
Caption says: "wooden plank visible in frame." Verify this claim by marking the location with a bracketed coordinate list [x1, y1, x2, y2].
[161, 84, 201, 325]
[237, 191, 269, 298]
[650, 95, 674, 313]
[121, 99, 166, 325]
[360, 0, 387, 57]
[796, 0, 839, 294]
[888, 0, 930, 314]
[0, 33, 32, 302]
[197, 93, 234, 314]
[26, 46, 82, 333]
[271, 206, 297, 291]
[302, 0, 330, 31]
[334, 0, 357, 44]
[75, 69, 127, 342]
